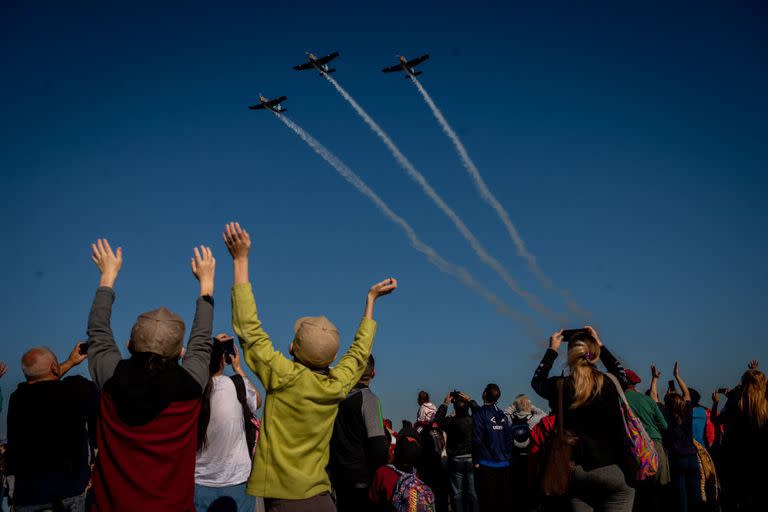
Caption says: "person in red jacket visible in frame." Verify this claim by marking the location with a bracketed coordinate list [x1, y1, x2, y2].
[86, 239, 216, 511]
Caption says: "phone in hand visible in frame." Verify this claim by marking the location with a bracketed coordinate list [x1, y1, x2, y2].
[716, 388, 729, 395]
[667, 380, 677, 393]
[561, 328, 589, 342]
[220, 337, 236, 364]
[78, 342, 88, 355]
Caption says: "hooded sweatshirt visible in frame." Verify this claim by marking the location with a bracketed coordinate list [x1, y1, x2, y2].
[86, 287, 213, 511]
[231, 282, 377, 500]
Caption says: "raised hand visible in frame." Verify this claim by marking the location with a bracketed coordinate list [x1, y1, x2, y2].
[191, 245, 215, 297]
[364, 277, 398, 319]
[651, 365, 661, 379]
[230, 344, 245, 376]
[585, 325, 602, 346]
[0, 361, 7, 379]
[368, 278, 398, 300]
[549, 329, 564, 352]
[673, 361, 680, 377]
[749, 359, 759, 370]
[91, 239, 123, 288]
[67, 342, 88, 366]
[223, 222, 251, 261]
[444, 392, 454, 405]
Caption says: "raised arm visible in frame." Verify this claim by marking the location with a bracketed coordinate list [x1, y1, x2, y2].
[650, 365, 661, 403]
[673, 362, 690, 401]
[332, 278, 397, 393]
[225, 222, 294, 389]
[531, 330, 562, 401]
[87, 239, 124, 389]
[231, 344, 262, 410]
[58, 343, 88, 377]
[587, 326, 629, 387]
[0, 361, 6, 414]
[182, 246, 216, 390]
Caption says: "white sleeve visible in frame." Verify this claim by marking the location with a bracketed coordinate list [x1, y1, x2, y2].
[244, 378, 261, 415]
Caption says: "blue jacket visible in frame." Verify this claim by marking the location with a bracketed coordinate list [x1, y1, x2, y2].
[471, 403, 513, 467]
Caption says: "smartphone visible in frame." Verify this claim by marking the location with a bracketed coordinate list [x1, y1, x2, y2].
[667, 380, 676, 392]
[78, 342, 88, 355]
[716, 388, 728, 395]
[221, 337, 236, 364]
[561, 328, 589, 342]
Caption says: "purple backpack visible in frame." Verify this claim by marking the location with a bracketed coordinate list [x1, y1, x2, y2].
[606, 373, 660, 480]
[388, 465, 436, 512]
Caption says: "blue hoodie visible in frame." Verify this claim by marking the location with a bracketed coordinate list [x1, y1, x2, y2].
[472, 403, 513, 467]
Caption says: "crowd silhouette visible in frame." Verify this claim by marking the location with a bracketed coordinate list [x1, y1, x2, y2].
[0, 222, 764, 512]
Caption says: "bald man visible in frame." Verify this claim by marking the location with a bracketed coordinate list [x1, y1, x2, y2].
[6, 343, 97, 511]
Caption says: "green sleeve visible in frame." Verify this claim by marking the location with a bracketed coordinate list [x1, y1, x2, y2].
[231, 283, 295, 391]
[330, 317, 377, 395]
[653, 401, 668, 432]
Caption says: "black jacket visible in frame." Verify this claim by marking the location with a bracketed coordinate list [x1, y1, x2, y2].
[329, 384, 390, 486]
[531, 345, 629, 471]
[435, 403, 472, 458]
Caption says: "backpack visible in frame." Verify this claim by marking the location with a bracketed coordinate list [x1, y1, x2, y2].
[605, 373, 659, 480]
[509, 415, 532, 457]
[389, 465, 436, 512]
[229, 374, 257, 455]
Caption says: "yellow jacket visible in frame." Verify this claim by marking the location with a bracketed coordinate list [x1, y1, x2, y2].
[231, 283, 377, 499]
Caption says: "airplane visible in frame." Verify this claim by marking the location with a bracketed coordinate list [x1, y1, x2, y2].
[382, 54, 429, 78]
[248, 95, 288, 113]
[293, 51, 339, 75]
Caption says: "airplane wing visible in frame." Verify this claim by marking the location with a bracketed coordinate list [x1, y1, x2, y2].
[293, 61, 315, 71]
[314, 51, 339, 65]
[405, 54, 429, 68]
[248, 104, 266, 110]
[382, 64, 403, 73]
[265, 96, 287, 106]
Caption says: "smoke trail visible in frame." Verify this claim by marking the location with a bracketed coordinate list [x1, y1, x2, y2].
[321, 73, 563, 324]
[275, 113, 544, 341]
[410, 76, 590, 321]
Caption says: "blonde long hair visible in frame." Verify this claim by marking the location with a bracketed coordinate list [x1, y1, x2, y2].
[567, 336, 603, 409]
[739, 370, 768, 427]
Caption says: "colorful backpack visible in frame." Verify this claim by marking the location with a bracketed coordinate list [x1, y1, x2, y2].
[606, 373, 659, 480]
[389, 465, 436, 512]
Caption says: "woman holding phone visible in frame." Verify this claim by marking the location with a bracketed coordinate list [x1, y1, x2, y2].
[195, 333, 262, 511]
[662, 362, 701, 512]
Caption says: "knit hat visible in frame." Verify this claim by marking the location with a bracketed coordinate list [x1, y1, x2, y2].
[625, 369, 642, 385]
[129, 307, 186, 358]
[292, 316, 339, 369]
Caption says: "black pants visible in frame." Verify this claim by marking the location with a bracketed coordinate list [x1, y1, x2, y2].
[334, 484, 370, 512]
[475, 465, 512, 511]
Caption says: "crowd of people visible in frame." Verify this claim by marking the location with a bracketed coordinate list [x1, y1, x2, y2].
[0, 222, 764, 512]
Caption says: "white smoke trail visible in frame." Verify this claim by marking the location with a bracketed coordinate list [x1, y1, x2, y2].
[321, 73, 563, 324]
[275, 113, 544, 341]
[410, 76, 590, 321]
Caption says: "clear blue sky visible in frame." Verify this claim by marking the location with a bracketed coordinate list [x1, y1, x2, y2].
[1, 1, 766, 434]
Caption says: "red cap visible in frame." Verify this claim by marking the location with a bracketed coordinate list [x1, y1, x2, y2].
[625, 369, 642, 385]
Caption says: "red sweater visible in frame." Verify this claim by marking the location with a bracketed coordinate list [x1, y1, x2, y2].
[90, 393, 201, 511]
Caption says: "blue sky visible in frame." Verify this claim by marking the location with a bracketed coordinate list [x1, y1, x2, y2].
[1, 1, 766, 433]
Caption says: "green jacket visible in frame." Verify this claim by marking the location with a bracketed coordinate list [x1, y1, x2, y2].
[231, 283, 377, 499]
[625, 388, 668, 442]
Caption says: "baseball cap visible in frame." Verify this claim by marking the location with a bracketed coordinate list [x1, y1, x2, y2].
[292, 316, 340, 369]
[625, 369, 642, 385]
[129, 307, 186, 358]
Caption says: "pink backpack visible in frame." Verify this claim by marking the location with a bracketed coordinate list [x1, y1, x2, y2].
[606, 373, 659, 480]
